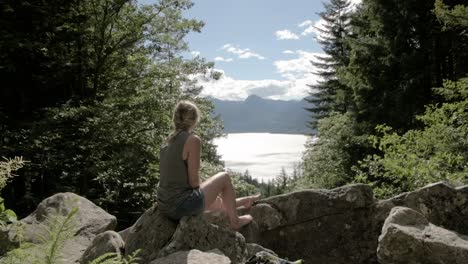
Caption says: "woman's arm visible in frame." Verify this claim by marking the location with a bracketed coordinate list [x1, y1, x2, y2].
[187, 135, 202, 188]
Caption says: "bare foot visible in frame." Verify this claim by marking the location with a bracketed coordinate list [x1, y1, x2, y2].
[230, 214, 253, 230]
[244, 193, 261, 209]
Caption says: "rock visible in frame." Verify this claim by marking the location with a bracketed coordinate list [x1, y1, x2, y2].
[246, 243, 277, 257]
[124, 203, 178, 263]
[2, 192, 117, 263]
[80, 231, 125, 264]
[247, 203, 282, 231]
[239, 182, 468, 264]
[20, 192, 117, 244]
[257, 183, 375, 225]
[118, 227, 130, 243]
[377, 206, 468, 264]
[159, 215, 248, 264]
[203, 210, 229, 227]
[382, 181, 468, 234]
[149, 249, 231, 264]
[240, 184, 376, 263]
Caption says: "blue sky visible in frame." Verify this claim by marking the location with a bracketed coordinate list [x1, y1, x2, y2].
[142, 0, 360, 100]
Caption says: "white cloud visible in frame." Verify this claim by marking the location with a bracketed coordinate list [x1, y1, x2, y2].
[275, 29, 300, 40]
[274, 50, 319, 77]
[300, 19, 325, 37]
[191, 51, 200, 56]
[298, 20, 313, 28]
[214, 56, 233, 62]
[221, 44, 265, 60]
[194, 51, 326, 101]
[282, 50, 295, 54]
[196, 69, 293, 100]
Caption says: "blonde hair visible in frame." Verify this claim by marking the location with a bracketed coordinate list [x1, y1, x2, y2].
[166, 100, 201, 144]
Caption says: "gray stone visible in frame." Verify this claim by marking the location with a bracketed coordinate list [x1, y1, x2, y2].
[20, 192, 116, 244]
[159, 215, 248, 264]
[381, 181, 468, 234]
[80, 231, 125, 264]
[378, 206, 468, 264]
[239, 182, 468, 264]
[1, 193, 117, 263]
[118, 227, 130, 243]
[240, 184, 376, 263]
[124, 203, 178, 263]
[149, 249, 231, 264]
[246, 243, 277, 257]
[247, 203, 282, 231]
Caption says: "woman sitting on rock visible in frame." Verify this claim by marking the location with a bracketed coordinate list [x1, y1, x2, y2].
[157, 100, 260, 230]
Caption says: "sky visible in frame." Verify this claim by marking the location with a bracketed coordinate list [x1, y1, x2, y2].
[142, 0, 361, 101]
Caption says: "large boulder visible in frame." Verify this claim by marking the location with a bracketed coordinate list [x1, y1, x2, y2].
[80, 231, 125, 264]
[124, 203, 254, 264]
[377, 182, 468, 235]
[1, 192, 117, 263]
[239, 182, 468, 264]
[159, 215, 248, 264]
[377, 206, 468, 264]
[241, 184, 375, 263]
[123, 203, 178, 262]
[149, 249, 231, 264]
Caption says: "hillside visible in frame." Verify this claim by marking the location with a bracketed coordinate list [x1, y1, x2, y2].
[209, 95, 315, 134]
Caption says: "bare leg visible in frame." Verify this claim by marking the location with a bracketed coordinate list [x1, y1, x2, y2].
[206, 193, 261, 213]
[201, 171, 253, 229]
[235, 193, 261, 209]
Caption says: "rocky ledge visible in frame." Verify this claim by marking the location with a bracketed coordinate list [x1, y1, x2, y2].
[1, 181, 468, 264]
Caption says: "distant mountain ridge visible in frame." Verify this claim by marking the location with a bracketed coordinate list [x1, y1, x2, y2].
[208, 95, 315, 134]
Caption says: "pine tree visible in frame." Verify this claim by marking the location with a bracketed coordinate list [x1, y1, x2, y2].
[306, 0, 355, 128]
[343, 0, 468, 132]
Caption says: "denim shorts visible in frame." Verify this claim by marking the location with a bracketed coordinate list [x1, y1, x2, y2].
[167, 188, 205, 221]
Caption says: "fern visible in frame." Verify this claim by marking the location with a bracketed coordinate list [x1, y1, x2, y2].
[1, 199, 142, 264]
[1, 207, 78, 264]
[88, 249, 141, 264]
[40, 207, 79, 264]
[0, 156, 25, 191]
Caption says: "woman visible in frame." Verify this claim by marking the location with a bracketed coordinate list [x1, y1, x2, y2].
[157, 100, 259, 230]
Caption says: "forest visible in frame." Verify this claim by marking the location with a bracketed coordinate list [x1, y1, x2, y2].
[1, 0, 467, 232]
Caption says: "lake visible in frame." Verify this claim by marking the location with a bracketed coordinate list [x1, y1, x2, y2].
[213, 133, 315, 181]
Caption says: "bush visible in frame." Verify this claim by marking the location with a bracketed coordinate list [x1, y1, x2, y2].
[353, 77, 468, 198]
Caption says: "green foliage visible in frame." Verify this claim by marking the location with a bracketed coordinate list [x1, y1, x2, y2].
[306, 0, 355, 127]
[0, 157, 25, 191]
[2, 208, 78, 264]
[0, 0, 223, 226]
[300, 0, 468, 195]
[434, 0, 468, 29]
[354, 77, 468, 198]
[0, 197, 17, 227]
[89, 249, 141, 264]
[0, 157, 24, 227]
[300, 112, 366, 189]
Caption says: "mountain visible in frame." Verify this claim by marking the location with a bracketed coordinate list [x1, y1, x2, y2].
[208, 95, 315, 134]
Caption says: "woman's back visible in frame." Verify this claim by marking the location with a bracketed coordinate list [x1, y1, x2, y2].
[157, 130, 193, 213]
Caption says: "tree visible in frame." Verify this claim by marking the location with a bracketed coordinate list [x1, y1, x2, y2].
[300, 0, 468, 192]
[353, 1, 468, 198]
[306, 0, 355, 128]
[0, 0, 224, 226]
[342, 0, 468, 132]
[354, 77, 468, 198]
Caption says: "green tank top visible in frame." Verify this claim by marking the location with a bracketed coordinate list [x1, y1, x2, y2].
[157, 130, 194, 213]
